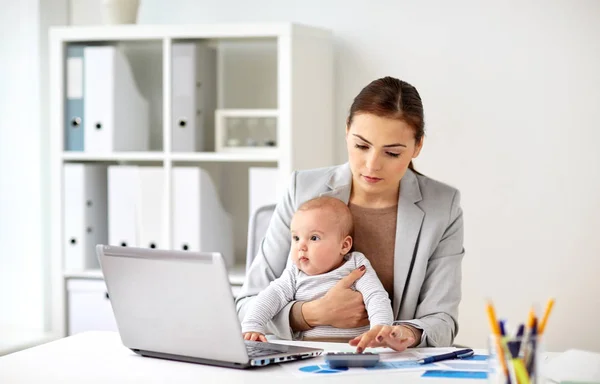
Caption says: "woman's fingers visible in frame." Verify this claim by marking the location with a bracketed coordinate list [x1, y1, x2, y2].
[385, 336, 414, 352]
[376, 326, 393, 343]
[350, 325, 416, 352]
[383, 326, 415, 352]
[259, 334, 268, 342]
[348, 335, 362, 346]
[355, 332, 375, 353]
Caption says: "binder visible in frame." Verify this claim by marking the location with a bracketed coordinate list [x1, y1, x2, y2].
[84, 45, 149, 153]
[138, 167, 165, 250]
[248, 167, 280, 217]
[171, 42, 216, 152]
[172, 167, 234, 266]
[63, 164, 108, 270]
[108, 165, 140, 248]
[65, 45, 85, 151]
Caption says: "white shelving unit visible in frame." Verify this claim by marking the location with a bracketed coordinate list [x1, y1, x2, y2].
[48, 23, 334, 337]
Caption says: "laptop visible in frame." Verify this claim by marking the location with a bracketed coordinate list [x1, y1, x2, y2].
[96, 244, 323, 369]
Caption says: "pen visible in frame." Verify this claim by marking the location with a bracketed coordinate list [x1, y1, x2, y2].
[538, 298, 555, 335]
[417, 348, 474, 364]
[518, 307, 536, 359]
[486, 300, 509, 380]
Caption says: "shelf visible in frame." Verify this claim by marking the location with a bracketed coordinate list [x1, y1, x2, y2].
[170, 152, 278, 163]
[63, 265, 247, 286]
[50, 23, 331, 42]
[64, 270, 104, 279]
[62, 152, 165, 162]
[49, 22, 334, 339]
[62, 152, 277, 163]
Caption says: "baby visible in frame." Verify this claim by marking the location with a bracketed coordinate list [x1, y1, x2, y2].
[241, 196, 393, 344]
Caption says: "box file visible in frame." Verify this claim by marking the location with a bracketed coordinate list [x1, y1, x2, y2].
[138, 167, 165, 250]
[63, 164, 108, 270]
[249, 167, 280, 217]
[171, 42, 217, 152]
[65, 45, 85, 151]
[84, 45, 149, 152]
[172, 167, 234, 266]
[107, 165, 140, 248]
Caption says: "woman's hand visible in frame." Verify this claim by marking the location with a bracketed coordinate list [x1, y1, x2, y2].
[349, 325, 418, 353]
[302, 266, 369, 328]
[243, 332, 267, 342]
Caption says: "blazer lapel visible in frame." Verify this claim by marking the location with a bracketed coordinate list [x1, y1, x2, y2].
[392, 169, 424, 319]
[319, 163, 352, 202]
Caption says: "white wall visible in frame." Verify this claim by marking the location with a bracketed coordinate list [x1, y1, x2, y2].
[0, 0, 44, 330]
[0, 0, 67, 333]
[133, 0, 600, 352]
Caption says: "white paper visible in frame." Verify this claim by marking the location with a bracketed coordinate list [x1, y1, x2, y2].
[543, 349, 600, 384]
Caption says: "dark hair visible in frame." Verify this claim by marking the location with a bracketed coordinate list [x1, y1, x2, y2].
[346, 76, 425, 173]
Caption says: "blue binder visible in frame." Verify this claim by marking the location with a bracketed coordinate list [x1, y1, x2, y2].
[65, 44, 85, 151]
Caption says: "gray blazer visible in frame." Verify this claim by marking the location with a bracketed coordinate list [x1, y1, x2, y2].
[235, 163, 464, 347]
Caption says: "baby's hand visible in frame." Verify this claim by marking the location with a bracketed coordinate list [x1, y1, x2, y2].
[243, 332, 267, 342]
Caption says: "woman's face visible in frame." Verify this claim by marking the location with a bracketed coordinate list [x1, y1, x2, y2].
[346, 113, 423, 196]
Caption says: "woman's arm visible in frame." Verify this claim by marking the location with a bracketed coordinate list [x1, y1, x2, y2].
[396, 189, 464, 347]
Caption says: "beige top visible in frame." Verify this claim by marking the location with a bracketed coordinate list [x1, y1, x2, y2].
[348, 202, 398, 299]
[290, 203, 398, 332]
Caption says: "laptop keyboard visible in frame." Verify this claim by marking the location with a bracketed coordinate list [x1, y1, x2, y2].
[244, 342, 285, 358]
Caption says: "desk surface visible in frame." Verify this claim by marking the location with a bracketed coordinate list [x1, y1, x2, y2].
[0, 331, 492, 383]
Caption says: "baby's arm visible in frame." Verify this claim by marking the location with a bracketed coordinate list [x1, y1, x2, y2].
[353, 254, 394, 327]
[241, 266, 296, 335]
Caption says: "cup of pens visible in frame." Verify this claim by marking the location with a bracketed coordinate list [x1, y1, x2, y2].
[488, 333, 542, 384]
[486, 299, 555, 384]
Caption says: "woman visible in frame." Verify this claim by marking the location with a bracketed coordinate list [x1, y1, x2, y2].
[236, 76, 464, 352]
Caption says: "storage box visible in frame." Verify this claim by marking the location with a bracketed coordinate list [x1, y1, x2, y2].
[67, 279, 118, 335]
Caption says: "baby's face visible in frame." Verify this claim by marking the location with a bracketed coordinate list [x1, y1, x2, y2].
[290, 209, 348, 275]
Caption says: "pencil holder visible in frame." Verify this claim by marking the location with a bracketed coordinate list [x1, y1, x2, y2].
[488, 334, 543, 384]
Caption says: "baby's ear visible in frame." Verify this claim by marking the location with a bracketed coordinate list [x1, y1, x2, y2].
[341, 235, 353, 255]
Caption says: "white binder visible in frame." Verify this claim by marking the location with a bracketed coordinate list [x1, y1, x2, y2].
[63, 164, 108, 270]
[171, 42, 216, 152]
[248, 167, 280, 217]
[84, 45, 149, 152]
[172, 167, 234, 266]
[138, 167, 165, 250]
[108, 165, 139, 248]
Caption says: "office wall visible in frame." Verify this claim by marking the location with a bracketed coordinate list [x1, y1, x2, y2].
[63, 0, 600, 352]
[0, 0, 67, 332]
[0, 0, 44, 330]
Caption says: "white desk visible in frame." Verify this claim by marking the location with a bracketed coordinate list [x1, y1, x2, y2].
[0, 328, 58, 356]
[0, 331, 493, 383]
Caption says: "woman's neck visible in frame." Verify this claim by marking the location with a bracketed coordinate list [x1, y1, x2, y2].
[349, 182, 400, 209]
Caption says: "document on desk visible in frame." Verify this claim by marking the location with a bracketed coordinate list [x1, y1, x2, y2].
[282, 348, 489, 377]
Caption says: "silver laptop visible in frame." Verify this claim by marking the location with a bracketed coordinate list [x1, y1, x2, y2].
[96, 244, 323, 369]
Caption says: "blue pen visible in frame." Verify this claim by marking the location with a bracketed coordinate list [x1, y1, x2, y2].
[417, 349, 474, 364]
[499, 319, 507, 337]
